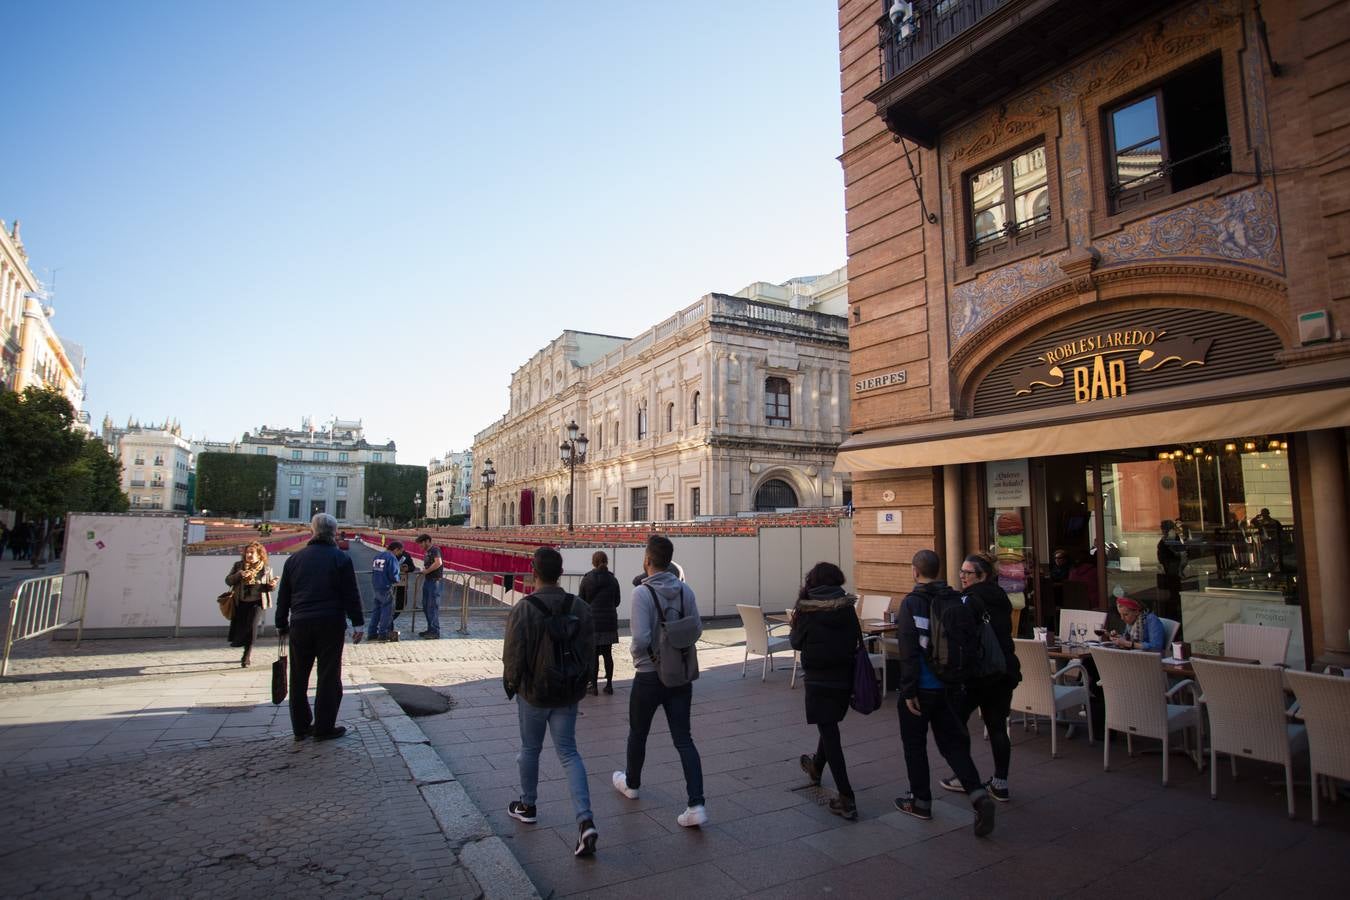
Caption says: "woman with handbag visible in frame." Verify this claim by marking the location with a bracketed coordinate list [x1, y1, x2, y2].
[226, 541, 277, 668]
[789, 562, 862, 820]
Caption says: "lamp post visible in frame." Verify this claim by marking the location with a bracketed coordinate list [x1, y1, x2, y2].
[558, 420, 589, 532]
[414, 491, 423, 528]
[258, 487, 273, 523]
[481, 459, 496, 530]
[434, 485, 444, 521]
[367, 493, 382, 526]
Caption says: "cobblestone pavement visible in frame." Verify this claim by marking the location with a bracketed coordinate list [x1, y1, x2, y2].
[0, 721, 477, 899]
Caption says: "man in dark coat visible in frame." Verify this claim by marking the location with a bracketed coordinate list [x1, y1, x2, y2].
[275, 513, 364, 741]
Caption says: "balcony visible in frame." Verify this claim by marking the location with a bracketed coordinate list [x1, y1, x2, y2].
[865, 0, 1177, 148]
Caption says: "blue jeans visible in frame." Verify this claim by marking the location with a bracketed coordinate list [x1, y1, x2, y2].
[516, 697, 592, 823]
[368, 588, 393, 639]
[422, 578, 442, 635]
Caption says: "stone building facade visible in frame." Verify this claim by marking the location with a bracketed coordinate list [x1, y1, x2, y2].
[1, 219, 85, 416]
[834, 0, 1350, 665]
[471, 271, 851, 529]
[115, 421, 192, 512]
[427, 449, 472, 520]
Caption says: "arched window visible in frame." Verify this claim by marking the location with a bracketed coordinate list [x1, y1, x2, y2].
[504, 502, 510, 525]
[537, 497, 546, 523]
[550, 496, 559, 524]
[692, 391, 701, 425]
[754, 478, 798, 511]
[636, 404, 648, 440]
[666, 402, 674, 433]
[564, 493, 572, 525]
[765, 377, 791, 427]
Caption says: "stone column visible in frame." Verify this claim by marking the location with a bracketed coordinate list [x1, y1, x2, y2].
[944, 464, 964, 582]
[1309, 428, 1350, 665]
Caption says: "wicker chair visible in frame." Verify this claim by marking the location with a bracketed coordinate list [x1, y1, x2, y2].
[1191, 659, 1306, 818]
[1223, 622, 1292, 667]
[736, 604, 794, 684]
[1091, 646, 1203, 785]
[1010, 639, 1094, 757]
[1286, 670, 1350, 825]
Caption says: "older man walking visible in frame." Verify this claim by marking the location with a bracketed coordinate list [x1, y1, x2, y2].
[275, 513, 364, 741]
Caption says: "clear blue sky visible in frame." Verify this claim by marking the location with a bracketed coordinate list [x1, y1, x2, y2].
[4, 1, 846, 465]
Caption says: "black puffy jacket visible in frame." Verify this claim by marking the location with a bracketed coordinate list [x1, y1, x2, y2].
[789, 587, 861, 689]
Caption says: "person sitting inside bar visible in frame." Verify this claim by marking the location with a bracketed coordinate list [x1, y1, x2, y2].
[1108, 596, 1166, 652]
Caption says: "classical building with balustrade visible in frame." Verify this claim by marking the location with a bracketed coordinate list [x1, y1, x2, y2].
[470, 269, 851, 528]
[835, 0, 1350, 666]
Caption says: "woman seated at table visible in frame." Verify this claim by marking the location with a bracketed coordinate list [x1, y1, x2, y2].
[1108, 595, 1166, 652]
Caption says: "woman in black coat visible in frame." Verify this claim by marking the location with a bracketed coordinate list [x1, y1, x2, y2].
[225, 541, 277, 668]
[940, 552, 1022, 802]
[789, 562, 862, 820]
[578, 550, 620, 695]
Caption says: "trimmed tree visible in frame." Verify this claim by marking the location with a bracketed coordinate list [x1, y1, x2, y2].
[364, 463, 429, 523]
[0, 387, 85, 518]
[196, 452, 279, 517]
[64, 437, 131, 514]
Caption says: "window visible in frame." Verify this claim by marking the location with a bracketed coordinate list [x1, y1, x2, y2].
[313, 478, 326, 492]
[612, 420, 619, 447]
[372, 452, 382, 462]
[338, 451, 349, 462]
[612, 506, 620, 523]
[289, 474, 302, 487]
[967, 144, 1050, 261]
[314, 451, 328, 461]
[256, 447, 267, 455]
[134, 455, 145, 465]
[596, 497, 603, 522]
[692, 392, 701, 425]
[631, 487, 649, 522]
[765, 377, 791, 427]
[596, 421, 603, 451]
[291, 450, 302, 460]
[310, 500, 326, 516]
[287, 499, 301, 518]
[154, 456, 164, 466]
[691, 487, 701, 518]
[664, 503, 675, 521]
[550, 496, 559, 524]
[755, 479, 799, 511]
[335, 500, 347, 519]
[666, 402, 674, 433]
[636, 404, 648, 440]
[336, 476, 348, 488]
[1106, 56, 1231, 213]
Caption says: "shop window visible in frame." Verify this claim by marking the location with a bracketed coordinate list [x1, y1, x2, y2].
[1106, 55, 1231, 213]
[967, 144, 1051, 262]
[631, 487, 648, 522]
[765, 377, 791, 427]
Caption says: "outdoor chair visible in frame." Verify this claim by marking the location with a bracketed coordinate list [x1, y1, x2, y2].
[1091, 646, 1203, 786]
[860, 594, 899, 661]
[1286, 670, 1350, 825]
[1191, 659, 1306, 818]
[1010, 639, 1094, 757]
[1160, 617, 1181, 647]
[1058, 609, 1107, 642]
[1223, 622, 1291, 667]
[736, 604, 795, 684]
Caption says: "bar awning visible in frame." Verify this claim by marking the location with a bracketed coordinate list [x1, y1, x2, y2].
[837, 359, 1350, 472]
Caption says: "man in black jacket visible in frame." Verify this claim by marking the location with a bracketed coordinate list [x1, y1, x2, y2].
[275, 513, 364, 742]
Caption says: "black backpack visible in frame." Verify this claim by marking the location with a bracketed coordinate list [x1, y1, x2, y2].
[924, 586, 984, 685]
[961, 592, 1008, 680]
[525, 594, 590, 707]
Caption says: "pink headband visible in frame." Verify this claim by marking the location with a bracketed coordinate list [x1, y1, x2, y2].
[1116, 596, 1142, 612]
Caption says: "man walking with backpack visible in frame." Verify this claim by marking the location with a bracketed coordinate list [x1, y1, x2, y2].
[894, 549, 996, 837]
[502, 547, 599, 857]
[612, 534, 707, 828]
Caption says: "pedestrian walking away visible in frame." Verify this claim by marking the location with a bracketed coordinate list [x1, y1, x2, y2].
[369, 540, 403, 642]
[274, 513, 364, 742]
[939, 552, 1022, 803]
[612, 534, 708, 828]
[790, 562, 862, 820]
[501, 546, 599, 858]
[578, 550, 620, 695]
[895, 549, 997, 837]
[416, 533, 443, 638]
[225, 540, 278, 667]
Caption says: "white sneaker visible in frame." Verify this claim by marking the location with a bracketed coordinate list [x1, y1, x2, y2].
[612, 771, 639, 799]
[677, 805, 708, 828]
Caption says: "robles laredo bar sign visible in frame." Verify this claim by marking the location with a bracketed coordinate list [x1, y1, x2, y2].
[972, 308, 1283, 417]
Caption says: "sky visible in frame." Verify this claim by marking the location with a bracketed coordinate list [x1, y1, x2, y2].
[3, 1, 847, 466]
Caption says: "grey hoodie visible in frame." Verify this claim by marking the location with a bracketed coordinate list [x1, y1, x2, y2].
[628, 570, 702, 673]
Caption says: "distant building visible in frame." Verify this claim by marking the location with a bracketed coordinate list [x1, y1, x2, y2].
[210, 417, 398, 524]
[1, 219, 85, 417]
[113, 419, 192, 512]
[471, 268, 850, 528]
[427, 449, 473, 520]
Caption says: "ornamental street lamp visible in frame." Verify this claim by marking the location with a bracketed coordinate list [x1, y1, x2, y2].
[414, 491, 423, 527]
[258, 487, 274, 523]
[481, 459, 496, 530]
[367, 493, 382, 525]
[558, 420, 589, 532]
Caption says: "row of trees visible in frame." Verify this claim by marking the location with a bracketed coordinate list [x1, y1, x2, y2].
[0, 388, 129, 562]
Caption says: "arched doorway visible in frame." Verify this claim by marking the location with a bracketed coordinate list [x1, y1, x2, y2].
[754, 478, 798, 511]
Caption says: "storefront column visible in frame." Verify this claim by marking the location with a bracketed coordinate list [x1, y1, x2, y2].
[1309, 428, 1350, 665]
[943, 464, 963, 580]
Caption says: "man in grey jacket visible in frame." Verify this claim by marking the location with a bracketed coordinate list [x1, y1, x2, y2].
[611, 534, 708, 827]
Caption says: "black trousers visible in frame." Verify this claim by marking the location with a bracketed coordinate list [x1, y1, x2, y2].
[288, 619, 347, 737]
[626, 672, 704, 806]
[814, 721, 853, 798]
[962, 680, 1014, 780]
[593, 645, 614, 686]
[900, 688, 983, 803]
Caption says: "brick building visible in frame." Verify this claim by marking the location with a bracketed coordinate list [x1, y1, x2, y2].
[834, 0, 1350, 665]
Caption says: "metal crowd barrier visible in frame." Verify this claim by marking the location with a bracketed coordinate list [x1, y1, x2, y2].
[398, 569, 587, 635]
[2, 570, 89, 676]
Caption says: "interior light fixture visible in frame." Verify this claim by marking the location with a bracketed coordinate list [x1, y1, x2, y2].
[1244, 440, 1257, 452]
[1224, 442, 1237, 453]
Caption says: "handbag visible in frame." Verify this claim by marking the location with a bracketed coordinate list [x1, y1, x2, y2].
[850, 637, 882, 714]
[271, 634, 288, 705]
[217, 586, 237, 621]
